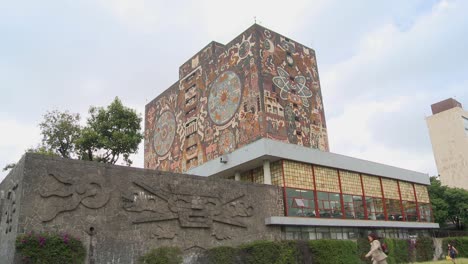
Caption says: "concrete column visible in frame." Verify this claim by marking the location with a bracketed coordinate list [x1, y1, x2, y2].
[263, 160, 272, 185]
[234, 171, 241, 181]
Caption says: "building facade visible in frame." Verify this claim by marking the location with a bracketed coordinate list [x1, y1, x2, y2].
[144, 24, 329, 173]
[426, 98, 468, 190]
[145, 24, 438, 240]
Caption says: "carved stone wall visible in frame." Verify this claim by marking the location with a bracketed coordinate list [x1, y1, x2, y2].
[0, 156, 25, 264]
[1, 154, 283, 263]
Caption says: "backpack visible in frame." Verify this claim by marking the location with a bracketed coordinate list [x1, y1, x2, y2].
[381, 242, 389, 254]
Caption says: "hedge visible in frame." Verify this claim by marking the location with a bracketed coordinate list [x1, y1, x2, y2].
[142, 237, 440, 264]
[383, 238, 410, 264]
[204, 246, 239, 264]
[139, 247, 182, 264]
[442, 237, 468, 258]
[416, 237, 434, 262]
[309, 239, 360, 264]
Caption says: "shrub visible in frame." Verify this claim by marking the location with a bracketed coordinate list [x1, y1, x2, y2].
[442, 237, 468, 258]
[416, 237, 433, 262]
[139, 247, 182, 264]
[16, 232, 86, 264]
[357, 238, 372, 264]
[239, 240, 283, 264]
[309, 239, 360, 264]
[205, 246, 238, 264]
[383, 238, 410, 264]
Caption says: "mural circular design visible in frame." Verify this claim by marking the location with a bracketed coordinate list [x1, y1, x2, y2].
[208, 71, 242, 125]
[239, 41, 250, 59]
[153, 111, 176, 156]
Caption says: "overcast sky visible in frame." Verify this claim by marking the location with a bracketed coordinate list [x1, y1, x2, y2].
[1, 0, 467, 181]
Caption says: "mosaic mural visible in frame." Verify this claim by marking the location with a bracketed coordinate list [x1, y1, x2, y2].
[208, 71, 242, 125]
[145, 25, 329, 172]
[153, 111, 176, 156]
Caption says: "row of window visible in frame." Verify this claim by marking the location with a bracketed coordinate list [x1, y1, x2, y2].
[275, 160, 430, 203]
[283, 226, 431, 240]
[285, 188, 432, 222]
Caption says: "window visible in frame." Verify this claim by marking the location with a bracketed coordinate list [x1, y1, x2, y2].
[403, 201, 418, 222]
[399, 181, 415, 201]
[283, 161, 313, 189]
[419, 203, 432, 222]
[463, 116, 468, 136]
[366, 197, 385, 220]
[340, 171, 362, 196]
[186, 107, 196, 116]
[185, 95, 197, 105]
[314, 166, 340, 193]
[385, 199, 403, 221]
[343, 194, 365, 219]
[317, 191, 342, 218]
[362, 175, 383, 198]
[286, 188, 316, 217]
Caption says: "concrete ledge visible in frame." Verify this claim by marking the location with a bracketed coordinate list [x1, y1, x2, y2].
[265, 216, 440, 229]
[188, 138, 430, 185]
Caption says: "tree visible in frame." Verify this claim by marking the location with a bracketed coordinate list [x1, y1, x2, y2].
[76, 97, 143, 166]
[428, 176, 468, 230]
[2, 147, 59, 172]
[38, 110, 81, 158]
[2, 163, 16, 172]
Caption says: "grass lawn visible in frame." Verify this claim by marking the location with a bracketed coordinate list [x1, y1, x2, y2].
[417, 258, 468, 264]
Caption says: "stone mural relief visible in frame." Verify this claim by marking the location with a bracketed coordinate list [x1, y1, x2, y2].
[122, 180, 253, 238]
[1, 182, 18, 234]
[39, 172, 111, 222]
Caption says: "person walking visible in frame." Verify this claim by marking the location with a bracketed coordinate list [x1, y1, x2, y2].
[448, 242, 458, 263]
[365, 233, 388, 264]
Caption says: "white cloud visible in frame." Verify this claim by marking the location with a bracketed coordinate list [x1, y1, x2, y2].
[0, 116, 41, 181]
[327, 97, 436, 174]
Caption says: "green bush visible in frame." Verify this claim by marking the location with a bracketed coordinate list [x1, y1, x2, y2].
[139, 247, 182, 264]
[16, 232, 86, 264]
[442, 237, 468, 258]
[205, 246, 238, 264]
[240, 241, 282, 264]
[416, 237, 433, 262]
[357, 238, 372, 264]
[383, 238, 410, 264]
[309, 239, 360, 264]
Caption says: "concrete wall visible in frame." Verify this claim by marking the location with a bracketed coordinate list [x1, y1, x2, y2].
[426, 107, 468, 190]
[1, 154, 284, 264]
[0, 156, 25, 264]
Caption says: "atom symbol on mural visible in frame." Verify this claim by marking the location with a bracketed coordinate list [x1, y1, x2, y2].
[272, 67, 313, 107]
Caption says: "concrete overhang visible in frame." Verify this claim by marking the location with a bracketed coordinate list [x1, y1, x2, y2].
[187, 138, 430, 185]
[265, 216, 440, 229]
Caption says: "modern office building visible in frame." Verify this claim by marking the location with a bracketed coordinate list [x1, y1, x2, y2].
[145, 24, 438, 239]
[426, 98, 468, 190]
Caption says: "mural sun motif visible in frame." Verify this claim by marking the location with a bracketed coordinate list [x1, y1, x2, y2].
[153, 111, 176, 156]
[208, 71, 242, 125]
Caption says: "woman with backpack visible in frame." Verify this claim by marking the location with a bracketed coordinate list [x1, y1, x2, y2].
[365, 233, 388, 264]
[448, 242, 458, 263]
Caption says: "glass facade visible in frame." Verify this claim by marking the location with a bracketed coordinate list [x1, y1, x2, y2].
[236, 159, 433, 223]
[286, 188, 316, 217]
[283, 226, 431, 240]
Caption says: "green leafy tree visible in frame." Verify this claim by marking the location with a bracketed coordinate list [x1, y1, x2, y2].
[428, 176, 468, 229]
[38, 110, 81, 158]
[76, 97, 143, 165]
